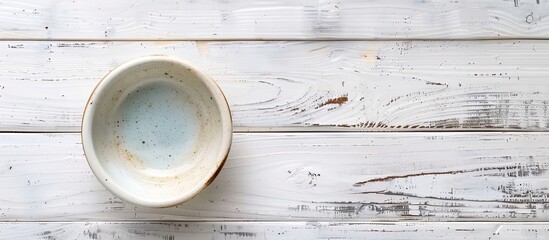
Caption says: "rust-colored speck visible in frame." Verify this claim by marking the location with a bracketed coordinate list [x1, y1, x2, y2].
[319, 96, 348, 108]
[122, 149, 137, 163]
[327, 96, 348, 104]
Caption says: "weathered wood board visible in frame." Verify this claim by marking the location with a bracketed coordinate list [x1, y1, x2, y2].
[1, 41, 548, 131]
[1, 222, 548, 240]
[0, 132, 547, 221]
[2, 0, 549, 40]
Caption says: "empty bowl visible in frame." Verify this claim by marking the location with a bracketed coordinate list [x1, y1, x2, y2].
[81, 56, 232, 207]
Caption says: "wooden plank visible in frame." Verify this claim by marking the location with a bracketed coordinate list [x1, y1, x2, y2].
[1, 41, 549, 132]
[0, 40, 548, 131]
[0, 132, 548, 221]
[2, 0, 549, 40]
[1, 222, 548, 240]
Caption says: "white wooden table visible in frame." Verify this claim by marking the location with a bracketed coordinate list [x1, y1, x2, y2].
[1, 0, 549, 239]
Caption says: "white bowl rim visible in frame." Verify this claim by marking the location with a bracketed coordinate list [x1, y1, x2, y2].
[81, 55, 233, 208]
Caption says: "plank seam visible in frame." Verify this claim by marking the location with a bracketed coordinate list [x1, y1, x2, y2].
[0, 129, 548, 134]
[2, 220, 549, 223]
[4, 38, 549, 42]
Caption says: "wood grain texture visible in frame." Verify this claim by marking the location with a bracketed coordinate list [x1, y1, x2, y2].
[1, 40, 549, 131]
[1, 222, 548, 240]
[2, 0, 549, 40]
[1, 132, 548, 221]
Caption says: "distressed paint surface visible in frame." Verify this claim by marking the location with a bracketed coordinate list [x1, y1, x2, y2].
[0, 222, 548, 240]
[1, 0, 548, 235]
[1, 0, 549, 40]
[0, 133, 548, 221]
[0, 41, 548, 131]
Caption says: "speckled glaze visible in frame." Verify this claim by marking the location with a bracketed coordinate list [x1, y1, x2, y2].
[81, 56, 232, 208]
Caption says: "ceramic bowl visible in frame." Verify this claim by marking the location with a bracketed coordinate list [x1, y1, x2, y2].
[81, 56, 232, 207]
